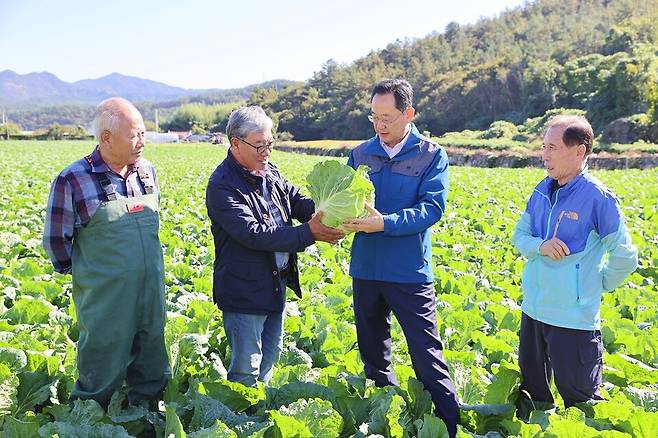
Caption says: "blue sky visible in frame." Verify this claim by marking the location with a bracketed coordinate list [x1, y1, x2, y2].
[1, 0, 526, 89]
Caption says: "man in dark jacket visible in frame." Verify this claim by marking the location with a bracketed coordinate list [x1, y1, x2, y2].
[343, 79, 460, 437]
[206, 106, 343, 386]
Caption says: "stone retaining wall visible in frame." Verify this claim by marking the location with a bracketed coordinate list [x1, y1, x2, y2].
[275, 145, 658, 170]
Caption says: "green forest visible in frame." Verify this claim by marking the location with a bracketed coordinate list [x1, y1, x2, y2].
[249, 0, 658, 142]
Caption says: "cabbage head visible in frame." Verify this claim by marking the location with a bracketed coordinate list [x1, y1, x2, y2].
[306, 160, 374, 228]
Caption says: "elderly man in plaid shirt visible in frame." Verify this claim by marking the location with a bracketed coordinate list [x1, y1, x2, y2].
[43, 97, 170, 409]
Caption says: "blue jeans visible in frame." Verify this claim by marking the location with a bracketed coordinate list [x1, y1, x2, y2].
[222, 311, 284, 386]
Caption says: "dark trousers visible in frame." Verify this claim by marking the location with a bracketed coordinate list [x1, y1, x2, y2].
[518, 313, 604, 408]
[353, 279, 460, 436]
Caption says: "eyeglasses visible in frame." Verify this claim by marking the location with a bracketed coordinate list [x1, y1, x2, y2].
[367, 110, 405, 127]
[235, 137, 274, 154]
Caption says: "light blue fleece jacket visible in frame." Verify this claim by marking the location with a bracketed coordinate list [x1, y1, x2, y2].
[513, 171, 638, 330]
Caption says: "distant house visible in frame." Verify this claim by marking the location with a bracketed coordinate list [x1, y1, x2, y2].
[167, 130, 192, 140]
[211, 132, 224, 144]
[147, 130, 224, 144]
[186, 132, 225, 144]
[183, 133, 212, 143]
[146, 132, 179, 143]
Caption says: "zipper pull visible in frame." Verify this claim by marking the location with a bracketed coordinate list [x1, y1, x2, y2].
[576, 263, 580, 302]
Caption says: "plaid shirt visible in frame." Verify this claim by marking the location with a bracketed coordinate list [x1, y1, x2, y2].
[262, 173, 290, 270]
[43, 147, 159, 274]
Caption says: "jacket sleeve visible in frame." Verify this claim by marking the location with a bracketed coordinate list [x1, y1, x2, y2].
[513, 207, 544, 260]
[286, 180, 315, 223]
[381, 148, 449, 237]
[206, 180, 315, 253]
[347, 151, 355, 169]
[596, 195, 638, 292]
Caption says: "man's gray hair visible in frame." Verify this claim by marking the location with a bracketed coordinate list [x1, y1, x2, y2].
[92, 97, 140, 142]
[226, 106, 273, 141]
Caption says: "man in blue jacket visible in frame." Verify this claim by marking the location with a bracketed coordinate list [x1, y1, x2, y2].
[206, 106, 344, 386]
[343, 79, 459, 437]
[513, 115, 638, 413]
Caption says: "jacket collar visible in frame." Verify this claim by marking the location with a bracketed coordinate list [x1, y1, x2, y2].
[537, 168, 589, 197]
[363, 123, 424, 161]
[225, 150, 270, 185]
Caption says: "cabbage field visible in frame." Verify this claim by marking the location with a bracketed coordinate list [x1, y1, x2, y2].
[0, 141, 657, 437]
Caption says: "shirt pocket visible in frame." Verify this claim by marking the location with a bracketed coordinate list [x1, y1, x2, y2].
[390, 162, 422, 205]
[553, 210, 589, 254]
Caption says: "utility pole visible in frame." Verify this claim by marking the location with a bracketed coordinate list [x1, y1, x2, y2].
[1, 111, 7, 140]
[155, 109, 159, 132]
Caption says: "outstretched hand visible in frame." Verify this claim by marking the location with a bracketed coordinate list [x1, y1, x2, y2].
[342, 202, 384, 233]
[308, 211, 345, 244]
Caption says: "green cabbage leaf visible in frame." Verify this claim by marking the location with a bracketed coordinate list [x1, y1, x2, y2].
[306, 161, 374, 228]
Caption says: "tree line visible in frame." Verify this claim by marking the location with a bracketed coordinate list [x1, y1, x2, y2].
[249, 0, 658, 141]
[3, 0, 657, 143]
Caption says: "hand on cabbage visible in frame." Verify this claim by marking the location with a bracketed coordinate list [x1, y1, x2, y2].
[342, 201, 384, 233]
[306, 161, 374, 231]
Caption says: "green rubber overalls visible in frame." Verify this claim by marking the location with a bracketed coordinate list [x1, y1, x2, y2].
[70, 164, 170, 408]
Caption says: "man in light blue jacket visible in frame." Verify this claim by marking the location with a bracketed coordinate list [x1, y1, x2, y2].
[513, 115, 638, 412]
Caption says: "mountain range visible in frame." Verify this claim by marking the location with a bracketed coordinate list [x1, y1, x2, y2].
[0, 70, 293, 108]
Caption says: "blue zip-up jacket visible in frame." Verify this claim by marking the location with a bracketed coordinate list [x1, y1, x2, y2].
[513, 171, 638, 330]
[347, 124, 449, 283]
[206, 152, 316, 314]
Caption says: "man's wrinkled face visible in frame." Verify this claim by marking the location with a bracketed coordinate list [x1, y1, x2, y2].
[542, 125, 585, 185]
[106, 110, 146, 167]
[232, 130, 274, 172]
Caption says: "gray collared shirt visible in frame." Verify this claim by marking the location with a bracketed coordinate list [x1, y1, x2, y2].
[261, 173, 290, 270]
